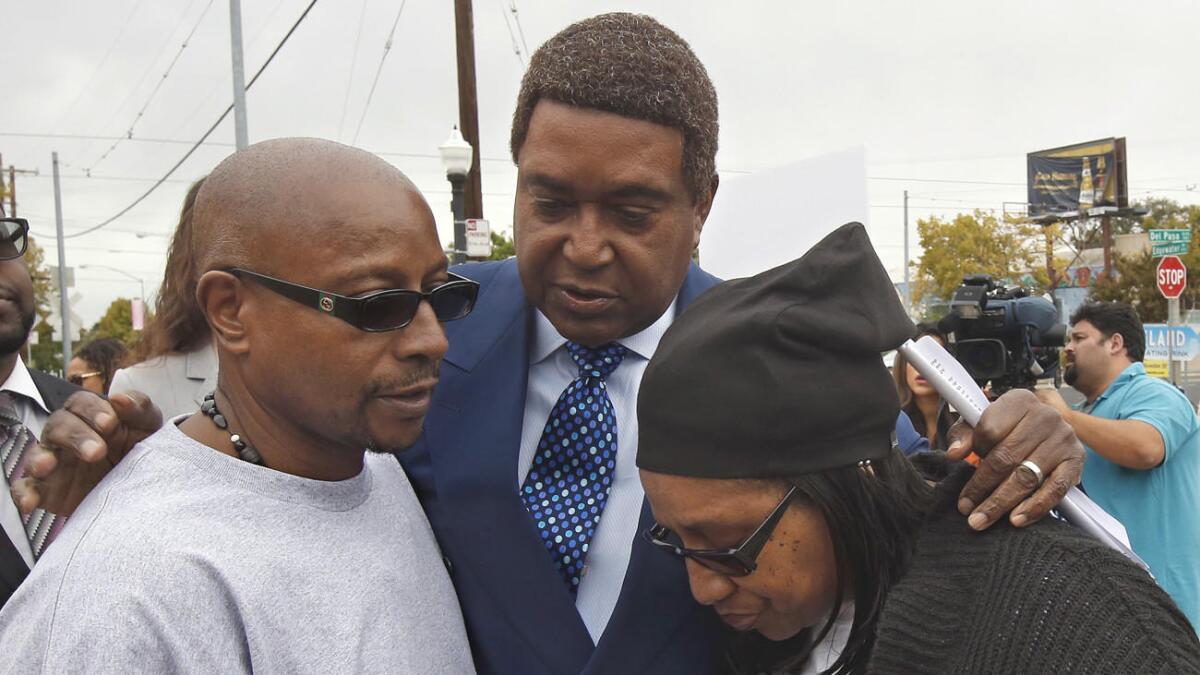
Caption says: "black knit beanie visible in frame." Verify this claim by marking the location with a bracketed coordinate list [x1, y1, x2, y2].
[636, 222, 915, 479]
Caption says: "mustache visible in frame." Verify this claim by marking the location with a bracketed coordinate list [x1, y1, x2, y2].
[366, 358, 441, 396]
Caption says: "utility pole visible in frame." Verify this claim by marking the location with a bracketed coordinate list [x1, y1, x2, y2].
[902, 189, 910, 314]
[0, 155, 39, 217]
[453, 0, 484, 219]
[229, 0, 250, 150]
[51, 152, 72, 367]
[1101, 214, 1113, 280]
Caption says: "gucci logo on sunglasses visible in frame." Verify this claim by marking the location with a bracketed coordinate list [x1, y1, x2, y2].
[643, 484, 798, 577]
[227, 268, 480, 332]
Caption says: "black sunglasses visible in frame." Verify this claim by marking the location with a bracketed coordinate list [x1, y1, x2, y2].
[0, 219, 29, 261]
[227, 267, 479, 332]
[643, 485, 799, 577]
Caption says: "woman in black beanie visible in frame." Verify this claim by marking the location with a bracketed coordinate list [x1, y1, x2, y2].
[636, 224, 1199, 674]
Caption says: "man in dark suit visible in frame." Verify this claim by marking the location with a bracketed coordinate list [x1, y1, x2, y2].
[0, 214, 80, 608]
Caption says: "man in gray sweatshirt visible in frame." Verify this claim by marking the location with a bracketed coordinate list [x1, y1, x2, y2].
[0, 138, 477, 673]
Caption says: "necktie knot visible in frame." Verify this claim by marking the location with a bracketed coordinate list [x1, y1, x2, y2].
[566, 342, 626, 380]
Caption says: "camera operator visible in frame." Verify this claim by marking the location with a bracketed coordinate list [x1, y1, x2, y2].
[1036, 301, 1200, 628]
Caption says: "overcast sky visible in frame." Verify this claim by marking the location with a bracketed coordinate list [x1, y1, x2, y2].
[3, 0, 1199, 327]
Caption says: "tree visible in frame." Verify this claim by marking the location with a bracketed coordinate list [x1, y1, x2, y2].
[25, 236, 54, 321]
[1090, 199, 1200, 323]
[913, 210, 1049, 305]
[85, 298, 140, 348]
[22, 236, 59, 373]
[488, 230, 516, 260]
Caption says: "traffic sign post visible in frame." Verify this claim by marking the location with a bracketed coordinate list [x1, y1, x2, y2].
[1157, 255, 1188, 384]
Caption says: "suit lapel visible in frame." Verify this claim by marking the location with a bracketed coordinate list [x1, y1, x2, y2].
[186, 343, 218, 407]
[28, 369, 81, 411]
[0, 523, 29, 605]
[433, 261, 594, 672]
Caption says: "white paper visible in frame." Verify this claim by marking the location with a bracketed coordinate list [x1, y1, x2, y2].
[699, 147, 868, 280]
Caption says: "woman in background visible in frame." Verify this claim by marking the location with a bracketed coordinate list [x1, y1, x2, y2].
[892, 325, 958, 452]
[108, 178, 215, 419]
[66, 338, 128, 395]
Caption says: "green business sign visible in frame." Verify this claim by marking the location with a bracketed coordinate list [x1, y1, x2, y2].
[1152, 242, 1190, 257]
[1149, 229, 1192, 244]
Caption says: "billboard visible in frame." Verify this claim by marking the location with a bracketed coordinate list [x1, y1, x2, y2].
[1027, 138, 1128, 217]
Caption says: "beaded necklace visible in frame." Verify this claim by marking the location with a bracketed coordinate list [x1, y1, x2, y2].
[200, 392, 265, 466]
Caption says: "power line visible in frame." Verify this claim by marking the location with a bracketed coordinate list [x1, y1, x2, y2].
[163, 0, 291, 140]
[0, 131, 234, 147]
[351, 0, 410, 145]
[86, 0, 203, 148]
[52, 0, 148, 128]
[868, 176, 1025, 187]
[87, 0, 218, 173]
[498, 0, 525, 65]
[337, 0, 371, 141]
[62, 0, 321, 241]
[508, 0, 531, 57]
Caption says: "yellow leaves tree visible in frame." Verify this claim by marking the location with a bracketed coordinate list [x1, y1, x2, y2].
[913, 210, 1050, 305]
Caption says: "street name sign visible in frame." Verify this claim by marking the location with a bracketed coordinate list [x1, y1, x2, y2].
[1148, 229, 1192, 243]
[1150, 229, 1191, 258]
[1152, 242, 1189, 257]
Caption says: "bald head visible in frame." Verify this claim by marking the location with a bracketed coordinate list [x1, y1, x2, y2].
[192, 138, 429, 274]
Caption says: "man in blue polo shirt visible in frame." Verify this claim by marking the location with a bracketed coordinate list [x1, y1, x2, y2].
[1038, 301, 1200, 629]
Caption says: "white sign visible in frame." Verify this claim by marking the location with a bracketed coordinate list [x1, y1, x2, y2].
[700, 147, 868, 279]
[465, 218, 492, 258]
[1143, 323, 1200, 361]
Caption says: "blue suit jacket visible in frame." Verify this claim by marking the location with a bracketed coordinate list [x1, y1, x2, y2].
[400, 259, 727, 674]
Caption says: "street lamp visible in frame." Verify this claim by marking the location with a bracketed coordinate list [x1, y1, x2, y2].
[438, 126, 473, 264]
[78, 264, 147, 331]
[78, 264, 145, 301]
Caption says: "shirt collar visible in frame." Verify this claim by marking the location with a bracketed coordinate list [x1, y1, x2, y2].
[1, 357, 49, 415]
[1086, 361, 1144, 409]
[530, 298, 680, 365]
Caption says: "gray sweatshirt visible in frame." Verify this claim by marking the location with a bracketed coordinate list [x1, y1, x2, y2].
[0, 422, 475, 674]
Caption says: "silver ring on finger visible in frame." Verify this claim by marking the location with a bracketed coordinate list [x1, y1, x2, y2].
[1018, 459, 1045, 488]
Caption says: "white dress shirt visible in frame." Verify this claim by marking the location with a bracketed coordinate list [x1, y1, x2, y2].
[0, 358, 51, 570]
[517, 300, 678, 644]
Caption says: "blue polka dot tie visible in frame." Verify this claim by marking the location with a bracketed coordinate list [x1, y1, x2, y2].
[521, 341, 627, 594]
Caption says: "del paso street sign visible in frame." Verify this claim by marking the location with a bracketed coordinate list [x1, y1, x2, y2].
[1143, 323, 1200, 361]
[1149, 229, 1192, 244]
[1156, 255, 1187, 299]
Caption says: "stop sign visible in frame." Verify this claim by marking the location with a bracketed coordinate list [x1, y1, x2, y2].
[1157, 255, 1187, 299]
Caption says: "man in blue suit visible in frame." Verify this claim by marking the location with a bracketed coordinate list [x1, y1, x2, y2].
[399, 13, 1086, 674]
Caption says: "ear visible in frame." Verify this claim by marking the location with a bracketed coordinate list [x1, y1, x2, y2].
[1108, 331, 1126, 357]
[691, 174, 720, 250]
[195, 271, 250, 355]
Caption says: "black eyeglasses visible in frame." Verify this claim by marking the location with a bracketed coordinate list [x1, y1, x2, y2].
[0, 219, 29, 261]
[644, 485, 798, 577]
[227, 267, 479, 332]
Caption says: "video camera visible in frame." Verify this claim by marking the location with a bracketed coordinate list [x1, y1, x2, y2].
[938, 275, 1066, 394]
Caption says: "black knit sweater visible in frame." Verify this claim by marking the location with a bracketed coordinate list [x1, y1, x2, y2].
[866, 465, 1200, 674]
